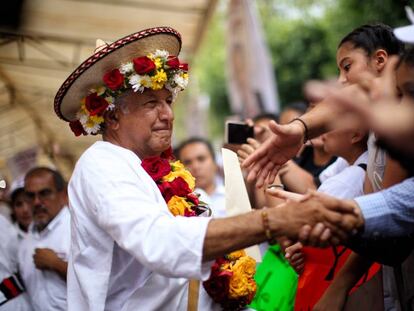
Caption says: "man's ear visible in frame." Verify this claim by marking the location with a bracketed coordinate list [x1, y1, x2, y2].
[351, 129, 368, 144]
[104, 108, 121, 131]
[373, 49, 388, 73]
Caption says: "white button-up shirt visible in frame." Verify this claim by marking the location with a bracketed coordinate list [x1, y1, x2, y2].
[67, 141, 218, 311]
[18, 207, 71, 311]
[0, 215, 33, 310]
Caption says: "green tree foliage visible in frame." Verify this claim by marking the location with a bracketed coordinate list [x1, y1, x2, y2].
[192, 0, 412, 138]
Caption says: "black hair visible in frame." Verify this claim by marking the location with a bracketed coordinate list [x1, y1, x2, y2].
[338, 23, 404, 57]
[398, 46, 414, 68]
[252, 112, 279, 123]
[10, 187, 25, 207]
[25, 167, 66, 192]
[175, 137, 216, 162]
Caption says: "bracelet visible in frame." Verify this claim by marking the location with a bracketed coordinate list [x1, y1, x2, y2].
[261, 209, 277, 244]
[267, 184, 284, 190]
[290, 117, 309, 144]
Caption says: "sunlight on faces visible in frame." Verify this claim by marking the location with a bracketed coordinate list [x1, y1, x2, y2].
[24, 172, 65, 232]
[112, 88, 174, 159]
[178, 142, 217, 192]
[336, 42, 380, 85]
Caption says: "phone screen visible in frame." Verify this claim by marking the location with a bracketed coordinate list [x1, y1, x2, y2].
[226, 122, 254, 144]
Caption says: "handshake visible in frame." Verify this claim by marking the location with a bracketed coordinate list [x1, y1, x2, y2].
[266, 190, 364, 247]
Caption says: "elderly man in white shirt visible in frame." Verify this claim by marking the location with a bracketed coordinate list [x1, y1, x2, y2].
[18, 167, 70, 311]
[53, 27, 362, 311]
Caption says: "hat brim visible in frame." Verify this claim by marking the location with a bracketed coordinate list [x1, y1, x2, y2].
[54, 27, 182, 122]
[394, 25, 414, 44]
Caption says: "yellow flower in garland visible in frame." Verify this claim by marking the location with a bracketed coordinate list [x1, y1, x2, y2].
[227, 250, 246, 261]
[163, 161, 195, 190]
[228, 256, 257, 299]
[167, 195, 191, 216]
[151, 69, 168, 90]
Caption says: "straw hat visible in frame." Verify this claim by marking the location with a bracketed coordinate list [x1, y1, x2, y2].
[54, 26, 182, 122]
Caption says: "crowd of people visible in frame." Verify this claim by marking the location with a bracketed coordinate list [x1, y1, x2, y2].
[0, 7, 413, 311]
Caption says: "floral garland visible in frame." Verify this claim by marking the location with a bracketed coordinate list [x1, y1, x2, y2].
[141, 147, 257, 311]
[69, 49, 189, 137]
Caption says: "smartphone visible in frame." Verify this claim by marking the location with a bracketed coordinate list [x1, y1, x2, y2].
[225, 121, 254, 144]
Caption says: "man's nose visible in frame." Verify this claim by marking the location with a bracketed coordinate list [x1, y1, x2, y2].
[158, 102, 174, 121]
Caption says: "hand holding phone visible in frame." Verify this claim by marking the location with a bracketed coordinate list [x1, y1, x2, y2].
[225, 121, 254, 144]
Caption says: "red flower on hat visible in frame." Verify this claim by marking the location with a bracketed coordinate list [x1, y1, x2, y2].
[133, 56, 156, 75]
[166, 56, 180, 69]
[85, 93, 109, 116]
[179, 63, 189, 72]
[69, 120, 86, 136]
[103, 69, 124, 90]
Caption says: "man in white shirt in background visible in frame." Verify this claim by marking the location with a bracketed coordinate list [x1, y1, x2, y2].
[0, 215, 32, 310]
[18, 167, 70, 311]
[176, 137, 226, 218]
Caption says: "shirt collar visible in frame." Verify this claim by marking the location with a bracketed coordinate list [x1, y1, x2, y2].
[33, 206, 68, 236]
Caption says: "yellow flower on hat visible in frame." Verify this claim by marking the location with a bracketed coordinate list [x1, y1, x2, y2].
[167, 195, 191, 216]
[151, 69, 168, 90]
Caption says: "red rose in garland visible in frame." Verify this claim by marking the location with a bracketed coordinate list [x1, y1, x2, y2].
[103, 68, 124, 90]
[141, 156, 171, 181]
[133, 56, 156, 75]
[85, 93, 109, 116]
[158, 177, 192, 202]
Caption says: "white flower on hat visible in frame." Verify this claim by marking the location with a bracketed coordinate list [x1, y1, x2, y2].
[153, 49, 169, 59]
[84, 122, 101, 135]
[129, 74, 144, 92]
[105, 96, 115, 110]
[120, 62, 134, 74]
[173, 74, 188, 89]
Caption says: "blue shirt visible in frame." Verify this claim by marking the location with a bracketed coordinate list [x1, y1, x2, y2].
[355, 177, 414, 238]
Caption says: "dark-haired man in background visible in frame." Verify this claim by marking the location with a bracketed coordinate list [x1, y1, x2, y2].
[18, 167, 70, 311]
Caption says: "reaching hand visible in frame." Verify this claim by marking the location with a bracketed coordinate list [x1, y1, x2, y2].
[285, 242, 305, 275]
[268, 192, 363, 246]
[297, 192, 364, 246]
[242, 120, 305, 188]
[237, 138, 261, 168]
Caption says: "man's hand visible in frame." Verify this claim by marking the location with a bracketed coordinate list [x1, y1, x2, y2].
[33, 248, 61, 270]
[268, 192, 364, 246]
[242, 120, 305, 187]
[33, 248, 68, 280]
[297, 193, 364, 246]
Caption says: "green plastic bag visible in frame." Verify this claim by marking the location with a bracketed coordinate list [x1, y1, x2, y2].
[248, 244, 298, 311]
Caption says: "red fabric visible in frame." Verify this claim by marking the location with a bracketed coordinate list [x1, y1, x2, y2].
[3, 278, 19, 297]
[294, 247, 381, 311]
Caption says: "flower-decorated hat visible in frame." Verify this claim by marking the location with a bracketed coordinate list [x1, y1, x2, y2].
[54, 26, 189, 136]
